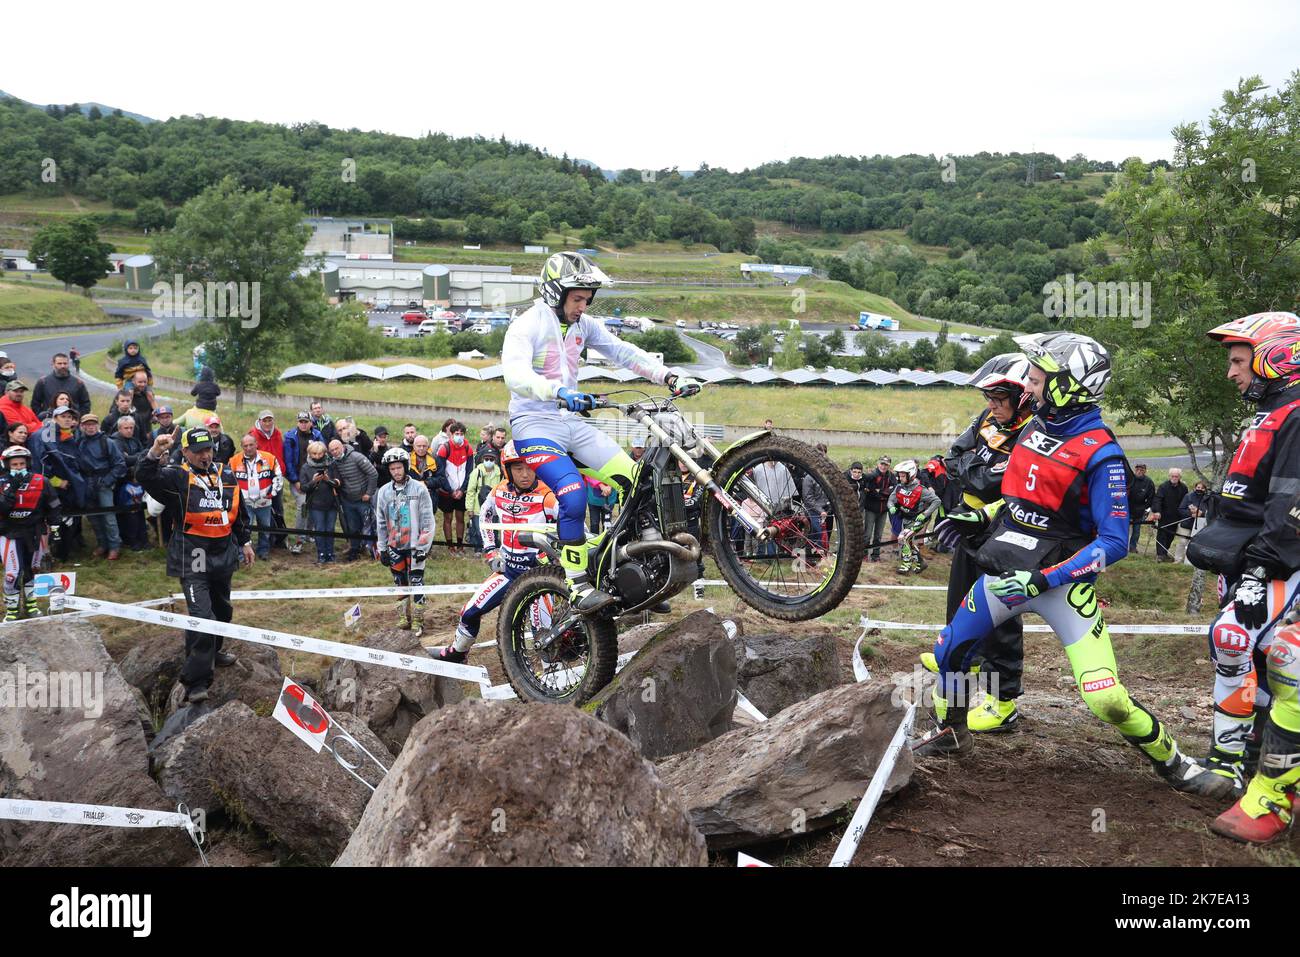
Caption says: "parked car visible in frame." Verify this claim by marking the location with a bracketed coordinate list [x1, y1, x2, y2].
[402, 310, 426, 325]
[675, 319, 686, 328]
[470, 322, 492, 335]
[382, 326, 399, 338]
[418, 318, 447, 335]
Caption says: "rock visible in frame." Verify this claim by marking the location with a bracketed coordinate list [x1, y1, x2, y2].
[317, 627, 462, 754]
[617, 621, 664, 655]
[163, 641, 282, 720]
[937, 843, 966, 859]
[656, 680, 913, 848]
[0, 619, 195, 866]
[587, 609, 736, 759]
[152, 702, 390, 865]
[1056, 675, 1075, 690]
[1178, 706, 1200, 721]
[152, 701, 260, 812]
[731, 630, 841, 717]
[118, 630, 186, 714]
[336, 701, 706, 867]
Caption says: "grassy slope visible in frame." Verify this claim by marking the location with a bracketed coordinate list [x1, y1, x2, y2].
[0, 282, 121, 328]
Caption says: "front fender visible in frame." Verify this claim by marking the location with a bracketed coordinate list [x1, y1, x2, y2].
[717, 429, 771, 458]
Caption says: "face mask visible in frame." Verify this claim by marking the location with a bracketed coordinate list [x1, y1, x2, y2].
[10, 468, 28, 479]
[453, 435, 465, 446]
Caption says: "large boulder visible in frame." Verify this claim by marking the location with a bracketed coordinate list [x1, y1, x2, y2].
[732, 630, 841, 717]
[151, 699, 391, 865]
[0, 620, 196, 866]
[656, 680, 913, 848]
[317, 627, 463, 754]
[336, 700, 706, 866]
[162, 641, 282, 720]
[118, 630, 185, 715]
[587, 610, 736, 759]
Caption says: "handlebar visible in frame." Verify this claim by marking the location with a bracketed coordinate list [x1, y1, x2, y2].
[554, 383, 700, 413]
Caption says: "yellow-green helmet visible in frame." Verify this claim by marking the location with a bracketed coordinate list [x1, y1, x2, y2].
[539, 252, 612, 311]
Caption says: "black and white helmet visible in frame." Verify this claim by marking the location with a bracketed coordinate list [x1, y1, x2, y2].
[381, 447, 409, 477]
[539, 252, 612, 311]
[894, 459, 918, 483]
[969, 353, 1031, 404]
[1015, 332, 1111, 417]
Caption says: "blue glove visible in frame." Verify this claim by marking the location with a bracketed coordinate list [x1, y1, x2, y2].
[557, 387, 596, 412]
[989, 569, 1049, 608]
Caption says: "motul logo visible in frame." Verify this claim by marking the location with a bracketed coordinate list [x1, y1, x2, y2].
[1082, 677, 1116, 693]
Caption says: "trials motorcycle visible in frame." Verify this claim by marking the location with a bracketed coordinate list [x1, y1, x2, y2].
[494, 384, 864, 703]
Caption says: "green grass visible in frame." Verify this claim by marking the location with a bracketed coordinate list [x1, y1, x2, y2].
[0, 283, 120, 329]
[0, 192, 116, 214]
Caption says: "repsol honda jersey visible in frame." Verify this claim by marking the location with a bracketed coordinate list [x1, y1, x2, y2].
[1195, 387, 1300, 576]
[478, 479, 560, 574]
[945, 407, 1035, 509]
[977, 407, 1131, 587]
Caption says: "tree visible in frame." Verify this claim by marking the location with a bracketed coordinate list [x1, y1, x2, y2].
[1082, 75, 1300, 612]
[28, 218, 113, 293]
[622, 328, 695, 364]
[152, 177, 326, 410]
[824, 329, 846, 354]
[134, 198, 168, 232]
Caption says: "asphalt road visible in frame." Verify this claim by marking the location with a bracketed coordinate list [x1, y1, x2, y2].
[4, 305, 204, 395]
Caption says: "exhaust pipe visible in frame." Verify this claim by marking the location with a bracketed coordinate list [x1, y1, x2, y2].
[618, 532, 701, 563]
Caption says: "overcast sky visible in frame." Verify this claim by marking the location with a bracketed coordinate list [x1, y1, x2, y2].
[6, 0, 1298, 171]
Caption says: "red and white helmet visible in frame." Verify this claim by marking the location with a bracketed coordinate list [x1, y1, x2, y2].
[499, 440, 525, 467]
[2, 445, 32, 469]
[1207, 311, 1300, 401]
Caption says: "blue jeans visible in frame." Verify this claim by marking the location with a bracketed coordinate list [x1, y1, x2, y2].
[1128, 520, 1143, 552]
[249, 504, 273, 558]
[88, 485, 122, 552]
[339, 498, 372, 557]
[310, 508, 337, 560]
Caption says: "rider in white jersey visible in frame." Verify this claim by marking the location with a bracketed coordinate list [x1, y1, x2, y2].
[502, 251, 699, 612]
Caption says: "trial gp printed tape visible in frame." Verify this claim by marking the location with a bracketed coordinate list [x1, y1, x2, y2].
[859, 616, 1208, 636]
[59, 595, 490, 687]
[828, 703, 917, 868]
[692, 580, 945, 593]
[0, 798, 207, 864]
[9, 595, 173, 628]
[175, 584, 483, 602]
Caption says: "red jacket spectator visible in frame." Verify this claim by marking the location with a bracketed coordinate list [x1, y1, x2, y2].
[0, 383, 42, 433]
[248, 410, 285, 472]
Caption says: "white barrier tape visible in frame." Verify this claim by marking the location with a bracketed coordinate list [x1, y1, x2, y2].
[481, 650, 638, 701]
[694, 579, 944, 592]
[828, 703, 916, 868]
[735, 692, 767, 722]
[173, 584, 482, 602]
[859, 616, 1207, 636]
[0, 798, 207, 864]
[60, 596, 491, 687]
[852, 629, 872, 683]
[10, 595, 174, 627]
[737, 851, 773, 867]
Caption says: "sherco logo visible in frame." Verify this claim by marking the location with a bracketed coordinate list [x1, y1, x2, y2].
[1221, 480, 1249, 498]
[1082, 677, 1116, 693]
[1025, 432, 1063, 456]
[1008, 502, 1050, 528]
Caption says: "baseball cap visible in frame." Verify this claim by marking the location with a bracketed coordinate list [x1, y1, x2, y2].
[5, 380, 27, 392]
[52, 404, 74, 417]
[297, 411, 311, 422]
[374, 425, 389, 437]
[155, 405, 173, 416]
[878, 455, 892, 466]
[482, 451, 499, 463]
[205, 415, 221, 427]
[258, 409, 274, 421]
[79, 412, 99, 424]
[181, 428, 214, 451]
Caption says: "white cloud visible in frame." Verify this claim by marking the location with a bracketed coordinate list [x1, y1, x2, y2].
[6, 0, 1298, 170]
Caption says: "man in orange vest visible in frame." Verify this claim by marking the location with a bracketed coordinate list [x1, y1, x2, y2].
[228, 433, 284, 560]
[139, 427, 254, 703]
